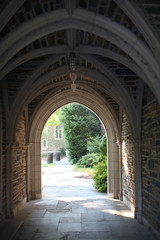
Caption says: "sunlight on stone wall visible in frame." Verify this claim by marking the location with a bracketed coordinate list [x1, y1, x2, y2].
[122, 113, 135, 210]
[13, 114, 27, 212]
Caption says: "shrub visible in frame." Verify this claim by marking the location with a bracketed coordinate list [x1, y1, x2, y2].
[87, 136, 101, 154]
[59, 147, 66, 157]
[99, 135, 107, 161]
[93, 160, 107, 192]
[93, 135, 107, 192]
[76, 153, 99, 168]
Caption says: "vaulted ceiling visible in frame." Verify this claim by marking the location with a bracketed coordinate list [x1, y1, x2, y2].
[0, 0, 160, 128]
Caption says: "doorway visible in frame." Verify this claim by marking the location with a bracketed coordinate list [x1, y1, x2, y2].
[28, 90, 120, 201]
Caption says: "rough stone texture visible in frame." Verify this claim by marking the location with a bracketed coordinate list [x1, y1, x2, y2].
[0, 94, 7, 221]
[141, 86, 160, 233]
[121, 112, 135, 208]
[1, 143, 6, 220]
[12, 114, 26, 210]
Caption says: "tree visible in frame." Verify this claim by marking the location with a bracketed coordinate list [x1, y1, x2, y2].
[45, 108, 62, 127]
[60, 103, 101, 164]
[42, 108, 62, 139]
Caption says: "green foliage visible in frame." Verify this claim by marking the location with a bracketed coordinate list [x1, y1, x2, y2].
[93, 160, 107, 192]
[42, 163, 55, 168]
[42, 126, 48, 139]
[59, 147, 66, 157]
[76, 153, 99, 168]
[98, 135, 107, 162]
[60, 104, 101, 164]
[46, 109, 62, 127]
[42, 109, 62, 139]
[74, 166, 95, 177]
[93, 135, 107, 192]
[87, 136, 101, 154]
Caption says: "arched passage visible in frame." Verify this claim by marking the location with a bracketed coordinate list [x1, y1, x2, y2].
[5, 65, 141, 221]
[1, 1, 160, 237]
[28, 90, 120, 202]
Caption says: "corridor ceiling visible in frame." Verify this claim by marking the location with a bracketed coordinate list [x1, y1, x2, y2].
[0, 0, 160, 125]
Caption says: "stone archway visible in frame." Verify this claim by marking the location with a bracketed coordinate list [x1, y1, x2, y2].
[28, 90, 120, 201]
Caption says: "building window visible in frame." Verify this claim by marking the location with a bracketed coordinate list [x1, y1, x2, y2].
[54, 125, 63, 140]
[42, 139, 48, 150]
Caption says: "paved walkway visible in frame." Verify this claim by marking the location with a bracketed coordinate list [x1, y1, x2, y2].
[15, 158, 155, 240]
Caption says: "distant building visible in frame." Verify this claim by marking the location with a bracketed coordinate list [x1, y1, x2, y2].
[41, 124, 65, 155]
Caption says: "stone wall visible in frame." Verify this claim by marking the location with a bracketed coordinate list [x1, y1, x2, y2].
[121, 112, 135, 210]
[49, 138, 65, 152]
[1, 143, 6, 220]
[12, 114, 27, 213]
[42, 125, 65, 153]
[0, 95, 7, 221]
[141, 87, 160, 233]
[0, 142, 6, 221]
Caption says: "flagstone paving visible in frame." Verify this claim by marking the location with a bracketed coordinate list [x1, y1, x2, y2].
[15, 158, 156, 240]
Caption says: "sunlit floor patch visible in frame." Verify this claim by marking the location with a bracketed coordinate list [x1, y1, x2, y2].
[14, 158, 156, 240]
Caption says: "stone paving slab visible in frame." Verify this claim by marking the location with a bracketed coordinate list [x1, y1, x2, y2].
[77, 231, 112, 240]
[81, 221, 110, 232]
[58, 222, 81, 232]
[8, 158, 157, 240]
[81, 212, 105, 222]
[59, 216, 81, 223]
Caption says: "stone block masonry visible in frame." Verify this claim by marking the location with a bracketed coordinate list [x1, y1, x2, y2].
[121, 112, 135, 210]
[141, 86, 160, 234]
[1, 143, 6, 220]
[12, 114, 27, 212]
[0, 94, 7, 221]
[42, 124, 65, 154]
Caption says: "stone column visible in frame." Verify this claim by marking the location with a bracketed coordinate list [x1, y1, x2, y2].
[30, 141, 42, 199]
[107, 140, 119, 199]
[117, 140, 122, 200]
[134, 138, 142, 223]
[6, 142, 16, 218]
[26, 143, 32, 202]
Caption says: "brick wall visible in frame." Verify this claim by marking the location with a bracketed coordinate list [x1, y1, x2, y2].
[121, 112, 135, 210]
[12, 114, 27, 210]
[141, 87, 160, 233]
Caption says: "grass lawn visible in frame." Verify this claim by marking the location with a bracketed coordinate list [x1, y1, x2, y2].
[74, 165, 95, 178]
[42, 163, 55, 167]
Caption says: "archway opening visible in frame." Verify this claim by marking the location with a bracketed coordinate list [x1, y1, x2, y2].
[29, 90, 120, 201]
[41, 103, 107, 199]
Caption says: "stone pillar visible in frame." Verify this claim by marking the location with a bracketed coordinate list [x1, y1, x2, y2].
[117, 140, 122, 200]
[6, 142, 16, 218]
[134, 138, 142, 223]
[30, 141, 42, 199]
[26, 143, 32, 202]
[107, 140, 119, 199]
